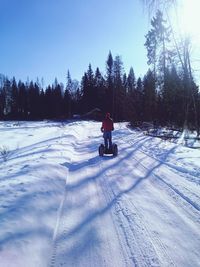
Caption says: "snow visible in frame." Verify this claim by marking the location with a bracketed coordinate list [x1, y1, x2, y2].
[0, 120, 200, 267]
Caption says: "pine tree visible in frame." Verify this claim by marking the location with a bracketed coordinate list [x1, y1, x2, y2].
[105, 51, 114, 115]
[28, 81, 40, 119]
[10, 77, 19, 118]
[143, 69, 156, 122]
[18, 81, 28, 119]
[94, 67, 105, 112]
[0, 74, 6, 118]
[144, 10, 172, 88]
[3, 78, 12, 116]
[81, 64, 95, 113]
[53, 82, 63, 118]
[39, 89, 46, 119]
[65, 70, 73, 118]
[124, 68, 136, 121]
[161, 65, 183, 127]
[44, 85, 53, 118]
[127, 67, 136, 94]
[87, 63, 95, 111]
[63, 88, 71, 117]
[113, 55, 125, 121]
[80, 72, 89, 113]
[135, 77, 144, 122]
[142, 0, 199, 133]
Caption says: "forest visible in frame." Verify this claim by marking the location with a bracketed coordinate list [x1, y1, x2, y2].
[0, 10, 199, 134]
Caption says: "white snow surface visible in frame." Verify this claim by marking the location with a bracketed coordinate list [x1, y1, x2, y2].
[0, 120, 200, 267]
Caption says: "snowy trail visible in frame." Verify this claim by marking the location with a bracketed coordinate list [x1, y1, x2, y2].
[49, 122, 200, 267]
[50, 135, 129, 266]
[0, 121, 200, 267]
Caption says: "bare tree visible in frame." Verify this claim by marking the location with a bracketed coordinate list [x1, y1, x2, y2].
[141, 0, 199, 135]
[141, 0, 177, 16]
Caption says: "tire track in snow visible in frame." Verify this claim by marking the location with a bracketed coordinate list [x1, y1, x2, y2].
[122, 197, 177, 267]
[99, 132, 199, 266]
[135, 151, 200, 214]
[49, 176, 68, 267]
[95, 165, 132, 267]
[99, 156, 197, 267]
[120, 134, 200, 213]
[116, 132, 199, 265]
[98, 158, 162, 267]
[49, 136, 127, 266]
[49, 122, 199, 266]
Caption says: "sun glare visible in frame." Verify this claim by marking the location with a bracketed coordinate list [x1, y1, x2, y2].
[169, 0, 200, 83]
[177, 0, 200, 43]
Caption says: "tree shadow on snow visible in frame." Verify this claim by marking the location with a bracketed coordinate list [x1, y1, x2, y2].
[0, 125, 183, 265]
[54, 134, 181, 262]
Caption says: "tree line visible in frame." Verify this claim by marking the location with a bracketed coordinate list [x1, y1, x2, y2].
[0, 10, 199, 133]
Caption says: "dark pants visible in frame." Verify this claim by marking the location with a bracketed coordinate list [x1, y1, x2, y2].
[103, 131, 112, 149]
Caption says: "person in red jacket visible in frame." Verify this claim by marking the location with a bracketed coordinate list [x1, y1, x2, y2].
[101, 112, 114, 150]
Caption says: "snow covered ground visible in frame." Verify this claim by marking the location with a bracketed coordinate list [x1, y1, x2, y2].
[0, 120, 200, 267]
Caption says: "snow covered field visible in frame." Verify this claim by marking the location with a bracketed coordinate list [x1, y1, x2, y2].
[0, 120, 200, 267]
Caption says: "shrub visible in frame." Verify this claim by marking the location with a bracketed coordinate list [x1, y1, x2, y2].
[0, 145, 10, 162]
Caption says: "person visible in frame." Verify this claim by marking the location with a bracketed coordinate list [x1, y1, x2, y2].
[101, 112, 114, 150]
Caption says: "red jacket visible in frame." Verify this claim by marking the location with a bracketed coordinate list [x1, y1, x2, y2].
[101, 118, 114, 131]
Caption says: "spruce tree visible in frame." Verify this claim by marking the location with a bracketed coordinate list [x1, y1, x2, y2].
[94, 67, 105, 112]
[10, 77, 19, 118]
[113, 55, 125, 121]
[18, 81, 28, 119]
[0, 75, 6, 118]
[105, 51, 114, 115]
[144, 10, 171, 88]
[143, 69, 156, 122]
[28, 81, 40, 119]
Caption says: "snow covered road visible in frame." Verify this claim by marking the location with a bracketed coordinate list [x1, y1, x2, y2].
[0, 121, 200, 267]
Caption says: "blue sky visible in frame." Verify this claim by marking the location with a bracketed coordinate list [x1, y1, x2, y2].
[0, 0, 149, 86]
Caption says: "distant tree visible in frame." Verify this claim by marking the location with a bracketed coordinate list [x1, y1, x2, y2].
[44, 85, 53, 118]
[187, 79, 199, 131]
[28, 81, 40, 119]
[113, 55, 125, 121]
[94, 67, 105, 112]
[80, 72, 88, 113]
[18, 81, 28, 119]
[142, 69, 157, 122]
[144, 10, 172, 88]
[0, 74, 6, 118]
[10, 77, 19, 118]
[127, 67, 136, 94]
[136, 77, 143, 91]
[63, 88, 71, 117]
[161, 66, 179, 125]
[197, 91, 200, 136]
[144, 27, 157, 77]
[142, 0, 199, 133]
[141, 0, 177, 15]
[122, 73, 127, 93]
[53, 82, 63, 118]
[3, 78, 12, 116]
[66, 73, 80, 117]
[66, 70, 72, 93]
[81, 64, 95, 113]
[135, 77, 144, 122]
[180, 38, 199, 132]
[73, 86, 82, 114]
[87, 64, 95, 110]
[105, 51, 114, 114]
[39, 89, 46, 118]
[124, 68, 136, 121]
